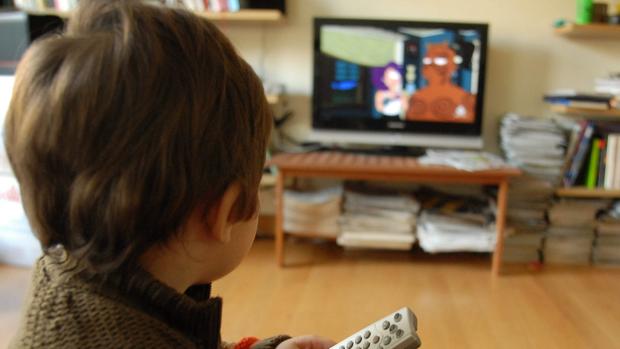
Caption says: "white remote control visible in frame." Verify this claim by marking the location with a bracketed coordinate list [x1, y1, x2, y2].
[330, 307, 421, 349]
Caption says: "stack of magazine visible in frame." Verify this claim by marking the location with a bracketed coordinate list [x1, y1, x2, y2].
[502, 177, 554, 263]
[416, 189, 496, 253]
[283, 186, 343, 238]
[593, 202, 620, 266]
[545, 200, 608, 265]
[500, 113, 567, 263]
[337, 188, 419, 250]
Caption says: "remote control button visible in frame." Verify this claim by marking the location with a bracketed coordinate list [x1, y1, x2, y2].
[389, 324, 397, 333]
[394, 313, 402, 322]
[363, 342, 370, 349]
[363, 331, 371, 339]
[372, 336, 380, 344]
[355, 336, 362, 344]
[383, 337, 391, 345]
[382, 321, 390, 330]
[396, 329, 404, 338]
[347, 341, 353, 349]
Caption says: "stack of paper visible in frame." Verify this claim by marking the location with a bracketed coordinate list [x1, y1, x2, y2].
[502, 229, 544, 263]
[502, 176, 554, 263]
[418, 150, 508, 171]
[544, 200, 608, 265]
[500, 113, 567, 184]
[337, 189, 419, 250]
[593, 203, 620, 266]
[283, 186, 343, 237]
[417, 212, 495, 253]
[416, 190, 495, 253]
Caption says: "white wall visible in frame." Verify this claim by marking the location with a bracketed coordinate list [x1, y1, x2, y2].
[219, 0, 620, 152]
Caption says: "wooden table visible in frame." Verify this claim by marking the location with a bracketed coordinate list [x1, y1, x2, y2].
[270, 151, 522, 275]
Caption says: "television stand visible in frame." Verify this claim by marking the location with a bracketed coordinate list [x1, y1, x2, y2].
[317, 145, 426, 158]
[270, 151, 522, 276]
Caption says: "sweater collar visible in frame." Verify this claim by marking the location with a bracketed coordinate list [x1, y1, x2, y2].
[88, 264, 223, 348]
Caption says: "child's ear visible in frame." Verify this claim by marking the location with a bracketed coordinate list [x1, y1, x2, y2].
[206, 183, 242, 243]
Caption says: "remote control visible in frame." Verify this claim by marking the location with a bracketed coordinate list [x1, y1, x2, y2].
[330, 307, 421, 349]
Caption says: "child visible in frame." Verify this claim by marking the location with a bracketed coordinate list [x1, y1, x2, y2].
[4, 1, 334, 348]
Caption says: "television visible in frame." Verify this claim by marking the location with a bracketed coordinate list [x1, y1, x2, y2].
[311, 18, 489, 149]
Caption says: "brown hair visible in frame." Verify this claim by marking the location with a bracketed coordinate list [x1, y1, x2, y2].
[4, 0, 271, 274]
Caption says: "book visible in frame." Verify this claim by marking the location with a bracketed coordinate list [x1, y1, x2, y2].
[564, 122, 594, 187]
[598, 138, 607, 187]
[586, 138, 601, 188]
[615, 135, 620, 189]
[605, 135, 618, 189]
[561, 120, 587, 179]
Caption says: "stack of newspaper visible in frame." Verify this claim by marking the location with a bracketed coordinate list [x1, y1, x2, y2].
[500, 113, 567, 183]
[545, 200, 608, 265]
[283, 186, 343, 237]
[416, 189, 495, 253]
[593, 202, 620, 266]
[337, 188, 419, 250]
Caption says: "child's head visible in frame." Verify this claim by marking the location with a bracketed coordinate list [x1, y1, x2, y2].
[4, 0, 271, 277]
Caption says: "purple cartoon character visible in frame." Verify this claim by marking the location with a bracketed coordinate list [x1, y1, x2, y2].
[372, 62, 408, 117]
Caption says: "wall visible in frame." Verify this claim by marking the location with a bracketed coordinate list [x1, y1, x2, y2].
[219, 0, 620, 152]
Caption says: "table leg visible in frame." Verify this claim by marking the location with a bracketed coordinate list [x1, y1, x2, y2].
[275, 171, 285, 266]
[492, 180, 509, 276]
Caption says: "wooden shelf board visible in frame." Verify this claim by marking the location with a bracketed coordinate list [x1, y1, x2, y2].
[260, 173, 276, 187]
[556, 187, 620, 198]
[555, 23, 620, 39]
[266, 94, 280, 105]
[549, 104, 620, 118]
[284, 232, 339, 241]
[18, 7, 283, 22]
[195, 9, 283, 22]
[18, 7, 71, 18]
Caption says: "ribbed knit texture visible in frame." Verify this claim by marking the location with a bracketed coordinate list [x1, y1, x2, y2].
[10, 254, 223, 348]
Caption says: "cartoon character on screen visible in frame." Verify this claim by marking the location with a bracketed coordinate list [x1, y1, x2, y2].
[406, 43, 475, 123]
[373, 62, 408, 118]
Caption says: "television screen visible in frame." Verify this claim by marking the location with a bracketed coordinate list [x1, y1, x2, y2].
[312, 18, 489, 148]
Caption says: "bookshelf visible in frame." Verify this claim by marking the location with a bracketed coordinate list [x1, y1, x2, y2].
[550, 105, 620, 118]
[555, 23, 620, 39]
[266, 94, 280, 105]
[15, 2, 285, 23]
[194, 9, 283, 22]
[17, 8, 284, 22]
[556, 187, 620, 198]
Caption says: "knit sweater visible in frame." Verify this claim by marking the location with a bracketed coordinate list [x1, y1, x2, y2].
[10, 254, 290, 348]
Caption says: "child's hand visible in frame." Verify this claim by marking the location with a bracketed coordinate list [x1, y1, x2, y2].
[275, 335, 336, 349]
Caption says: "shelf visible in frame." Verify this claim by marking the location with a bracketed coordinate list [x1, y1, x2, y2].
[556, 187, 620, 198]
[555, 23, 620, 39]
[260, 173, 276, 187]
[16, 7, 70, 18]
[17, 7, 283, 22]
[549, 104, 620, 118]
[266, 94, 280, 105]
[284, 231, 338, 241]
[194, 9, 283, 22]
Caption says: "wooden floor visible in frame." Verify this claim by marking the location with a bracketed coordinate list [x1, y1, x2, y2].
[1, 238, 620, 348]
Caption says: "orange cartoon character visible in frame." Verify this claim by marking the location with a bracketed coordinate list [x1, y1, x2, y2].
[406, 43, 475, 123]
